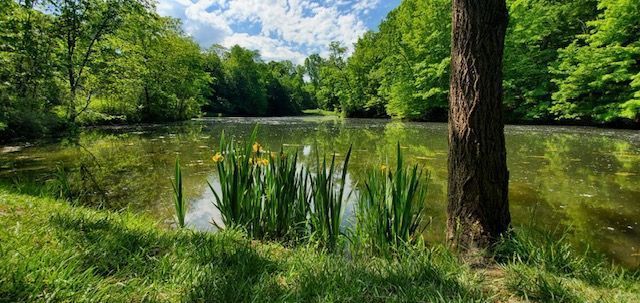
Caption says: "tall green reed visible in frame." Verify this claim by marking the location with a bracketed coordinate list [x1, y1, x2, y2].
[308, 146, 352, 251]
[210, 127, 313, 242]
[171, 157, 186, 228]
[48, 165, 74, 201]
[209, 128, 262, 232]
[262, 149, 310, 241]
[208, 126, 358, 247]
[354, 143, 429, 255]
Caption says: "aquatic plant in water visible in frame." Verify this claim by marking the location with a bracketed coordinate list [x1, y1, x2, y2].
[172, 157, 186, 228]
[308, 145, 352, 251]
[261, 148, 310, 241]
[209, 128, 262, 232]
[354, 143, 429, 255]
[207, 127, 434, 253]
[209, 126, 354, 247]
[210, 127, 311, 241]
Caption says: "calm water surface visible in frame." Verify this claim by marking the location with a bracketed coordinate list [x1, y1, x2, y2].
[1, 117, 639, 268]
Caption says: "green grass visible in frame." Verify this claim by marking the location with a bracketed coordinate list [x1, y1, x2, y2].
[0, 186, 487, 302]
[494, 229, 640, 302]
[302, 109, 339, 116]
[1, 186, 639, 302]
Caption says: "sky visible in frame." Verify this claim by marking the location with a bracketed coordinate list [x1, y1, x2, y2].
[156, 0, 402, 64]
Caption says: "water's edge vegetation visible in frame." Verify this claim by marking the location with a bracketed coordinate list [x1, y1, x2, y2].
[3, 127, 637, 302]
[1, 186, 638, 302]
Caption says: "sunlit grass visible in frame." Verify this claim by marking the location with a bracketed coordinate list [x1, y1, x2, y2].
[494, 228, 640, 302]
[0, 187, 487, 302]
[1, 184, 638, 302]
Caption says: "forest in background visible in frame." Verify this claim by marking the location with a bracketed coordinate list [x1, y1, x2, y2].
[0, 0, 313, 140]
[1, 0, 639, 141]
[318, 0, 639, 125]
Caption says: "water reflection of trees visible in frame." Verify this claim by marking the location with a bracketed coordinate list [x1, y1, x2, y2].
[509, 132, 640, 267]
[1, 119, 638, 267]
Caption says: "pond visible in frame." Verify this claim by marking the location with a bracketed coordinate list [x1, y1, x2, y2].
[1, 116, 639, 268]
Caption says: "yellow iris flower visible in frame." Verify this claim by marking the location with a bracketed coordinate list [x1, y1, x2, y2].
[212, 152, 224, 163]
[252, 142, 262, 153]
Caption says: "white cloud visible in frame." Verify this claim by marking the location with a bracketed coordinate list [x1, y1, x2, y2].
[221, 33, 308, 64]
[156, 0, 382, 62]
[352, 0, 380, 14]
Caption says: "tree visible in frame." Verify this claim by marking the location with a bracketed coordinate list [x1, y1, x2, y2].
[49, 0, 140, 122]
[222, 45, 268, 115]
[551, 0, 640, 124]
[379, 0, 451, 121]
[447, 0, 511, 253]
[503, 0, 598, 122]
[315, 42, 350, 111]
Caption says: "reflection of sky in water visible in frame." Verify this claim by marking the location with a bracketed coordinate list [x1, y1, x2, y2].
[1, 117, 639, 268]
[186, 176, 221, 231]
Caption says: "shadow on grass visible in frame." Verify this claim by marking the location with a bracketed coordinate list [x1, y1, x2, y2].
[47, 211, 285, 301]
[493, 228, 640, 302]
[49, 212, 169, 277]
[288, 255, 486, 302]
[43, 210, 486, 302]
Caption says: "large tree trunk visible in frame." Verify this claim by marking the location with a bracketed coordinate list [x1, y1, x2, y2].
[447, 0, 511, 254]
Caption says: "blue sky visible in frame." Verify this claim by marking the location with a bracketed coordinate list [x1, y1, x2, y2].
[156, 0, 401, 63]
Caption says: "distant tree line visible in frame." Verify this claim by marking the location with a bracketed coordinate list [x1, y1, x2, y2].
[1, 0, 638, 141]
[308, 0, 639, 126]
[0, 0, 313, 140]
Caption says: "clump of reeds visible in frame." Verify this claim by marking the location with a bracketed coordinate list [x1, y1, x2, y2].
[261, 148, 310, 241]
[308, 146, 352, 251]
[206, 127, 432, 254]
[353, 143, 429, 255]
[208, 126, 355, 249]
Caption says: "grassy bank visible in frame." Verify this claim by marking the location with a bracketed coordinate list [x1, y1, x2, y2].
[302, 109, 340, 116]
[0, 187, 638, 302]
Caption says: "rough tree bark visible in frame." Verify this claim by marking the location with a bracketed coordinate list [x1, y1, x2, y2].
[447, 0, 511, 254]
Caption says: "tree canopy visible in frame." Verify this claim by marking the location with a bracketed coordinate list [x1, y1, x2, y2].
[0, 0, 311, 140]
[307, 0, 638, 126]
[1, 0, 638, 140]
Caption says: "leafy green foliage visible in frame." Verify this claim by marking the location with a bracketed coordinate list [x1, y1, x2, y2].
[503, 0, 599, 121]
[0, 0, 311, 141]
[308, 0, 638, 126]
[0, 0, 65, 139]
[2, 0, 639, 140]
[552, 0, 640, 123]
